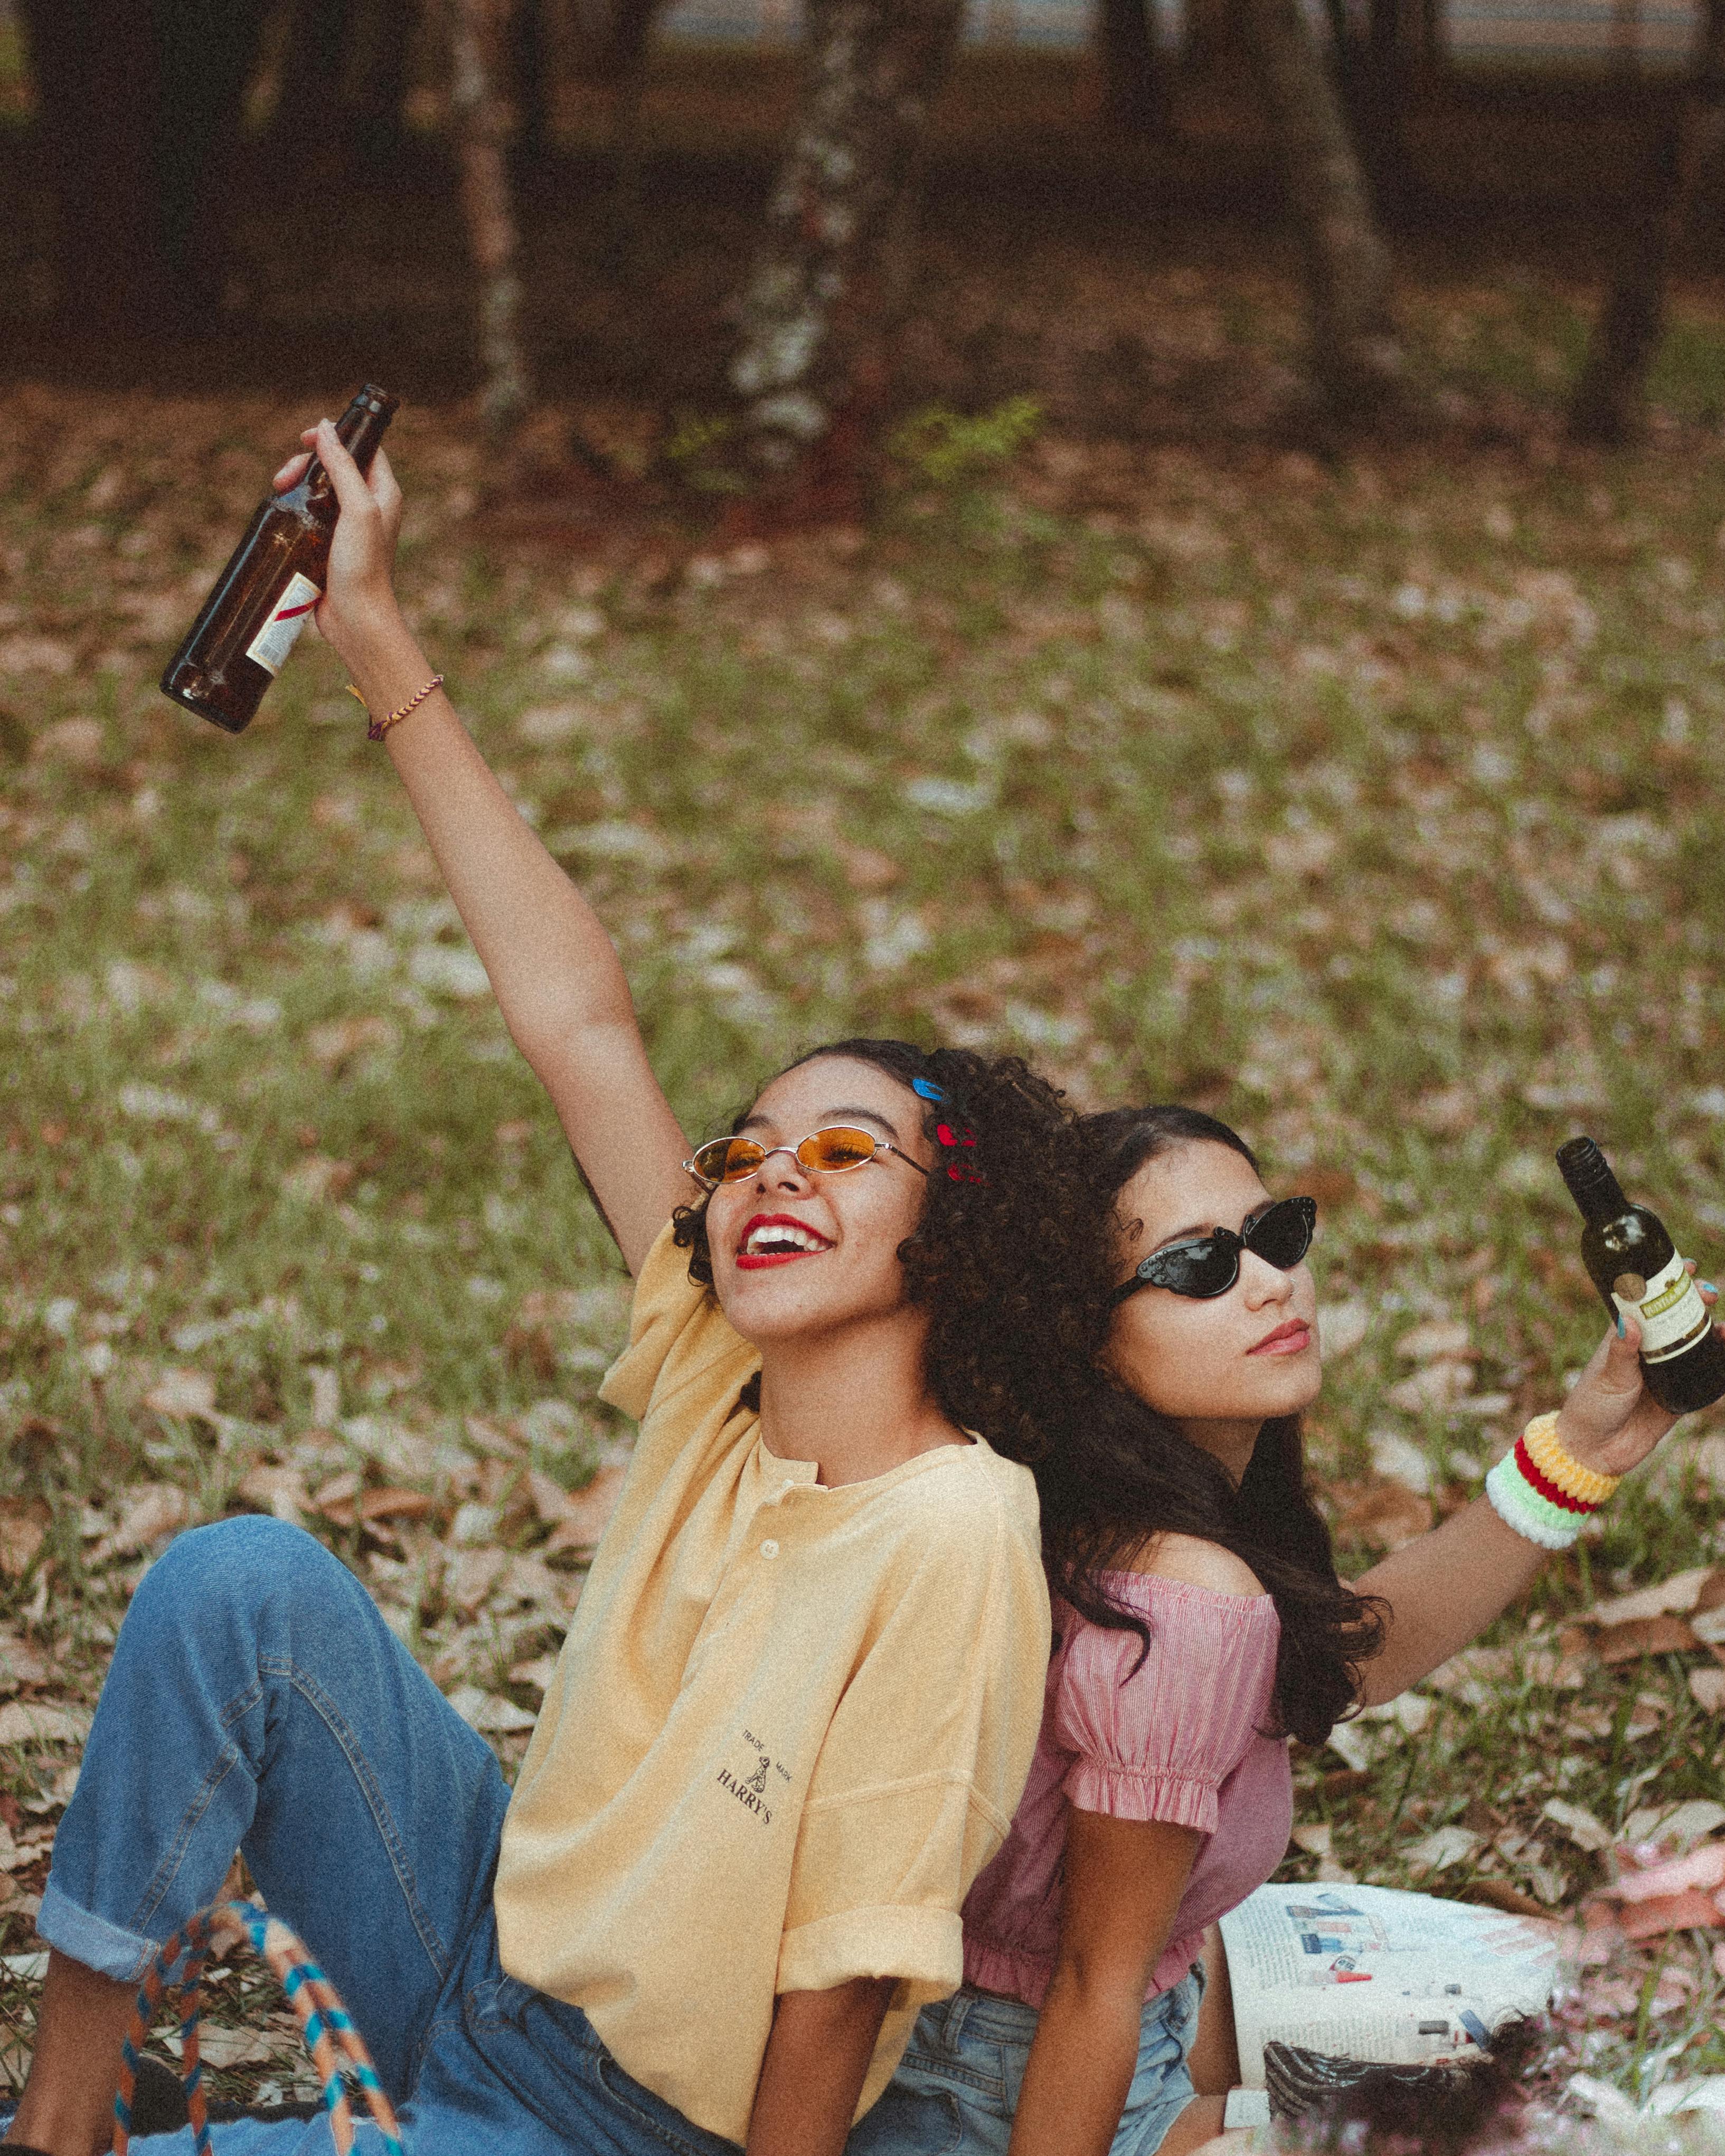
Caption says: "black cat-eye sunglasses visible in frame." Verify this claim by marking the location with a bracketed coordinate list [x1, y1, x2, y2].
[1110, 1195, 1318, 1306]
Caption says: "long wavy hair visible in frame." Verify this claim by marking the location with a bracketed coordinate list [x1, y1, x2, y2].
[671, 1039, 1118, 1467]
[1039, 1105, 1385, 1746]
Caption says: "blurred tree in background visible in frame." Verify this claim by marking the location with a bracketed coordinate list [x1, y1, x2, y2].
[6, 0, 1724, 505]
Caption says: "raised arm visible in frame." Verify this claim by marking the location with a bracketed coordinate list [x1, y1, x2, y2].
[1351, 1292, 1713, 1704]
[288, 418, 689, 1274]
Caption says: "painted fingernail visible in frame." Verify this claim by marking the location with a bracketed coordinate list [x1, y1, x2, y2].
[1616, 1315, 1626, 1338]
[1704, 1282, 1718, 1296]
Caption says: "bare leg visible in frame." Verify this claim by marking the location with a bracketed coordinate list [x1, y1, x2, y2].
[5, 1949, 135, 2155]
[1185, 1925, 1240, 2094]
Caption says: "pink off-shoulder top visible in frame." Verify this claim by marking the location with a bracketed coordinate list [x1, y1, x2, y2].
[960, 1572, 1293, 2007]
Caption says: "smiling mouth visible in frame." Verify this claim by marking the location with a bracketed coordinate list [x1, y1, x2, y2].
[737, 1216, 834, 1269]
[1249, 1319, 1312, 1356]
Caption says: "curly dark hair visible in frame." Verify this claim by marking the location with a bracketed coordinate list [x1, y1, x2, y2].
[670, 1039, 1117, 1467]
[1035, 1104, 1386, 1748]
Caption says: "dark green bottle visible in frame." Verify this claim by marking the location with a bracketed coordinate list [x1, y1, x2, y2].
[1557, 1136, 1725, 1414]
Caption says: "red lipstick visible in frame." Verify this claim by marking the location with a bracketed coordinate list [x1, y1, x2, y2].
[1248, 1319, 1313, 1357]
[735, 1213, 834, 1270]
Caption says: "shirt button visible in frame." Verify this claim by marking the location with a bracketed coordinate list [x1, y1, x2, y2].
[760, 1539, 780, 1559]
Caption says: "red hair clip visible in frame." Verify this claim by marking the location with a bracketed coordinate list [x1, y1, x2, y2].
[936, 1122, 985, 1184]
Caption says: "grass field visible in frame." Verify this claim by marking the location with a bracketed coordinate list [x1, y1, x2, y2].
[5, 299, 1725, 2124]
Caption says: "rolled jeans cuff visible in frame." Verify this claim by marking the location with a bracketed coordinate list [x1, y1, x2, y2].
[36, 1875, 165, 1984]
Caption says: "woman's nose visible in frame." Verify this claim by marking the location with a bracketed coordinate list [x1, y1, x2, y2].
[1239, 1251, 1294, 1306]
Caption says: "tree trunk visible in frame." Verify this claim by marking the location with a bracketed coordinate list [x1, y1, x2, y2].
[440, 0, 533, 440]
[1097, 0, 1163, 136]
[725, 0, 965, 483]
[1236, 0, 1402, 413]
[1568, 0, 1725, 445]
[18, 0, 267, 334]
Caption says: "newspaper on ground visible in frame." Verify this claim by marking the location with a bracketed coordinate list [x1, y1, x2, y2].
[1219, 1883, 1563, 2090]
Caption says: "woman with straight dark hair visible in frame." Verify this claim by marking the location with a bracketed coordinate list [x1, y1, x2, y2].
[852, 1103, 1710, 2156]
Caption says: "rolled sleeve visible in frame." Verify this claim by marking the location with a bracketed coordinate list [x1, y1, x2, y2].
[778, 1483, 1050, 1999]
[777, 1904, 963, 1997]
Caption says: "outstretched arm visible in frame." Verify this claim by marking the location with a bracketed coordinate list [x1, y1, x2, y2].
[287, 419, 689, 1275]
[1351, 1288, 1715, 1704]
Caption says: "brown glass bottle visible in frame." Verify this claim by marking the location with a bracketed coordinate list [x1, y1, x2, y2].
[1557, 1135, 1725, 1414]
[161, 385, 399, 733]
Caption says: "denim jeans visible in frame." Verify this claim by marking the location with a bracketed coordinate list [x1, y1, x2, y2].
[845, 1968, 1204, 2156]
[23, 1516, 742, 2156]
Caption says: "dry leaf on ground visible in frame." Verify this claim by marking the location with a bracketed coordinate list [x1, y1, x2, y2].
[0, 1700, 90, 1747]
[0, 1501, 49, 1580]
[542, 1467, 627, 1555]
[89, 1484, 188, 1565]
[142, 1368, 217, 1421]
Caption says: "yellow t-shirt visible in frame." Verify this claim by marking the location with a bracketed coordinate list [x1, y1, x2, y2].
[492, 1222, 1051, 2146]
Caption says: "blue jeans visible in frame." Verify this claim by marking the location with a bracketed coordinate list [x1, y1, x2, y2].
[846, 1969, 1204, 2156]
[26, 1516, 742, 2156]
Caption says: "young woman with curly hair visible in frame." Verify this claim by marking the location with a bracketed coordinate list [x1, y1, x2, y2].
[2, 426, 1114, 2156]
[851, 1103, 1711, 2156]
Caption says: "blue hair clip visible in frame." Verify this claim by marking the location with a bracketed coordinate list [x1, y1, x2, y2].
[911, 1076, 947, 1102]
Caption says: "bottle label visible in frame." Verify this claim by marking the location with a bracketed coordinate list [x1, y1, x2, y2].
[1612, 1251, 1712, 1363]
[244, 573, 322, 676]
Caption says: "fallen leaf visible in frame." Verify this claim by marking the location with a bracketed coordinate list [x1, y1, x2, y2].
[446, 1686, 538, 1735]
[0, 1634, 53, 1695]
[143, 1368, 218, 1421]
[1396, 1318, 1473, 1363]
[1594, 1614, 1700, 1664]
[194, 2028, 277, 2071]
[446, 1547, 507, 1614]
[1585, 1567, 1720, 1628]
[1317, 1301, 1370, 1358]
[1622, 1799, 1725, 1849]
[236, 1466, 312, 1524]
[90, 1484, 188, 1564]
[359, 1489, 435, 1524]
[1691, 1668, 1725, 1713]
[541, 1465, 627, 1554]
[312, 1471, 363, 1526]
[1337, 1480, 1433, 1550]
[0, 1501, 50, 1580]
[1542, 1798, 1613, 1852]
[1457, 1879, 1549, 1918]
[1384, 1362, 1474, 1414]
[0, 1701, 90, 1747]
[1404, 1825, 1482, 1876]
[280, 1153, 356, 1203]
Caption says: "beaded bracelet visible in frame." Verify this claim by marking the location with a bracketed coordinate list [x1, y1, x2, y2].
[1485, 1411, 1619, 1550]
[347, 672, 445, 742]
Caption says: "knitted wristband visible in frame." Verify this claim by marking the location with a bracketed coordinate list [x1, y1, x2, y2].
[1485, 1412, 1618, 1550]
[1521, 1410, 1622, 1507]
